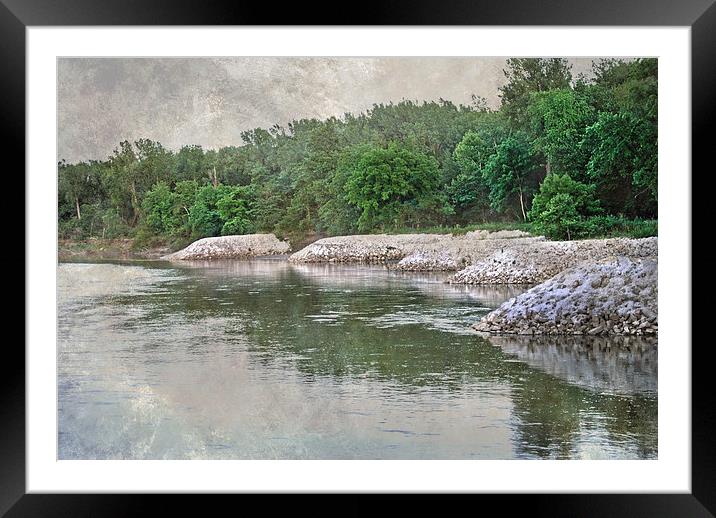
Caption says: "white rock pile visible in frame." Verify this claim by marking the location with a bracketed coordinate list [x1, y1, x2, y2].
[288, 231, 543, 268]
[473, 257, 657, 336]
[162, 234, 291, 260]
[393, 251, 462, 271]
[288, 234, 412, 263]
[451, 237, 657, 284]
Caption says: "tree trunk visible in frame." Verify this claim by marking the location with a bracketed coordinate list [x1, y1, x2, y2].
[130, 181, 140, 226]
[75, 197, 81, 220]
[518, 186, 527, 221]
[545, 159, 552, 176]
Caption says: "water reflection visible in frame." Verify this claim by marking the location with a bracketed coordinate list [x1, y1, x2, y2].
[58, 260, 657, 459]
[508, 365, 657, 459]
[487, 334, 657, 396]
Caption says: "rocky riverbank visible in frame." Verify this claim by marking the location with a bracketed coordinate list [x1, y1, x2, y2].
[288, 230, 542, 268]
[473, 257, 657, 336]
[162, 234, 291, 260]
[61, 232, 659, 338]
[450, 237, 657, 284]
[289, 233, 657, 286]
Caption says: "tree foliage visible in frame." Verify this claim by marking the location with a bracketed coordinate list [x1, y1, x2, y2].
[482, 132, 542, 220]
[499, 58, 572, 125]
[343, 142, 442, 231]
[526, 88, 595, 177]
[528, 173, 602, 240]
[58, 58, 657, 243]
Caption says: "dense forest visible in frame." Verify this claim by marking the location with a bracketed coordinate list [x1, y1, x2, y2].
[58, 58, 657, 247]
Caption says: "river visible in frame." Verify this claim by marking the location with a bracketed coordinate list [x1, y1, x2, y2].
[57, 259, 657, 459]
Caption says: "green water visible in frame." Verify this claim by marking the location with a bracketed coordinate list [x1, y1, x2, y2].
[57, 259, 657, 459]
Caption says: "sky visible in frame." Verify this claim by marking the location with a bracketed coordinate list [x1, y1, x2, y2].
[58, 57, 598, 163]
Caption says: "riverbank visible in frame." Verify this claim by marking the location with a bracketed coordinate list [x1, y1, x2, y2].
[59, 233, 659, 338]
[450, 236, 657, 284]
[58, 238, 172, 261]
[288, 232, 658, 338]
[162, 234, 291, 260]
[473, 257, 658, 336]
[288, 230, 543, 268]
[289, 232, 656, 280]
[60, 232, 656, 271]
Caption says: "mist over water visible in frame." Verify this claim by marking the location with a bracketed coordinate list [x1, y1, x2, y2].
[58, 260, 657, 459]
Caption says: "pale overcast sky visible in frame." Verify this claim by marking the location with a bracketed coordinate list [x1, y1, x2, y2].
[58, 57, 599, 163]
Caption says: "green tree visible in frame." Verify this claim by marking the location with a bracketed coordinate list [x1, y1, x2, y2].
[592, 58, 657, 119]
[528, 173, 601, 240]
[212, 146, 250, 186]
[343, 142, 442, 231]
[572, 58, 657, 217]
[175, 145, 209, 183]
[277, 121, 345, 236]
[482, 132, 541, 221]
[185, 184, 256, 237]
[449, 121, 509, 222]
[526, 88, 595, 178]
[141, 180, 198, 238]
[533, 193, 582, 240]
[56, 62, 657, 244]
[216, 185, 255, 235]
[104, 139, 173, 226]
[172, 180, 199, 231]
[142, 182, 177, 234]
[582, 111, 656, 216]
[188, 184, 224, 238]
[58, 160, 100, 221]
[499, 58, 572, 125]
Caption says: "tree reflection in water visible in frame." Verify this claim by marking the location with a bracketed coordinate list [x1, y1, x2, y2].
[60, 260, 657, 459]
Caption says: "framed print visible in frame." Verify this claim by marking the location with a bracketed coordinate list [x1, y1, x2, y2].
[6, 0, 712, 513]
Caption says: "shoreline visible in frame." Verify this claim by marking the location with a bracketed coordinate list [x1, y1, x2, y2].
[59, 232, 658, 339]
[58, 238, 172, 262]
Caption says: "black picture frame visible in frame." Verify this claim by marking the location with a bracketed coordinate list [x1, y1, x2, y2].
[5, 0, 710, 513]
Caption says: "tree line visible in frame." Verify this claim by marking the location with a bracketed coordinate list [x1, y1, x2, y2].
[58, 58, 657, 246]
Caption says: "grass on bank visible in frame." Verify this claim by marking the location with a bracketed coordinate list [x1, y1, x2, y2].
[388, 217, 657, 240]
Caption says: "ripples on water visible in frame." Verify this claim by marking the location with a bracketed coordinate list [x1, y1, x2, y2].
[57, 259, 657, 460]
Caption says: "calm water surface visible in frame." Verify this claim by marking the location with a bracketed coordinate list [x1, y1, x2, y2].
[58, 259, 657, 459]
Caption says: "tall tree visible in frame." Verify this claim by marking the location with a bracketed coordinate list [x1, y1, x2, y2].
[449, 115, 509, 221]
[526, 88, 596, 178]
[499, 58, 572, 125]
[343, 142, 442, 231]
[58, 160, 99, 220]
[482, 132, 541, 221]
[580, 58, 658, 216]
[175, 145, 208, 182]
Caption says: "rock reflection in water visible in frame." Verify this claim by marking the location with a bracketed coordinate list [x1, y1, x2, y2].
[487, 335, 657, 396]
